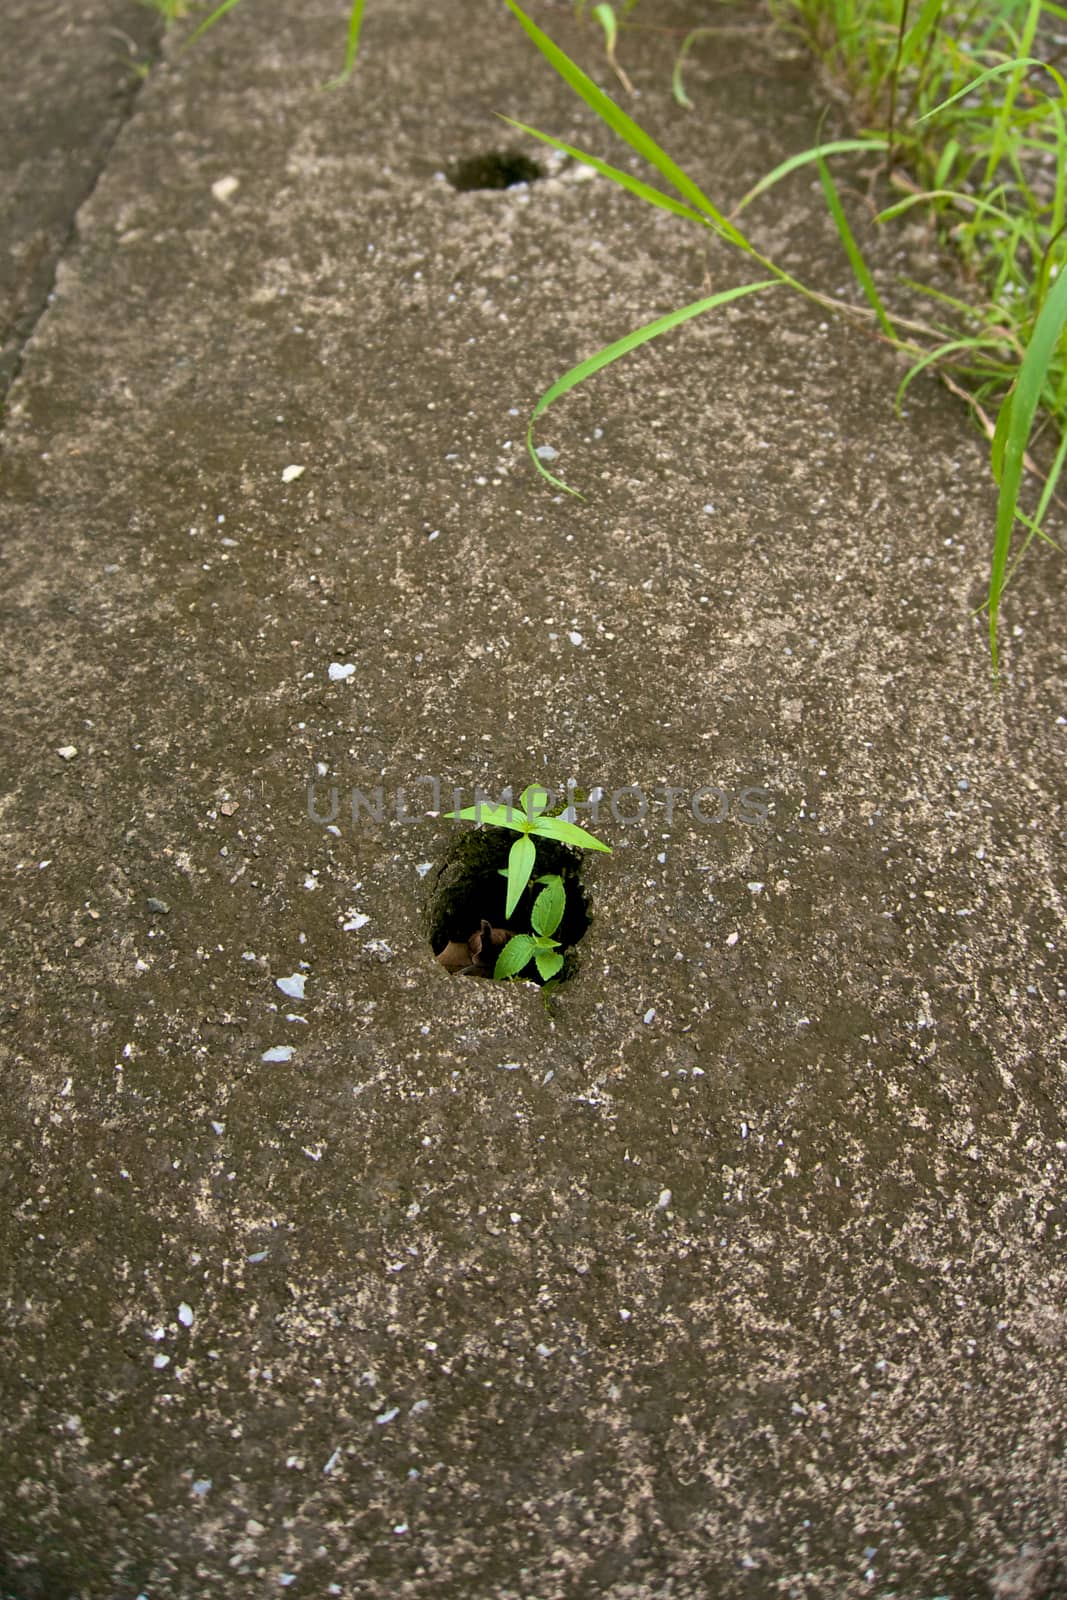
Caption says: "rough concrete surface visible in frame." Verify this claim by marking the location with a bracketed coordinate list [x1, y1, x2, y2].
[1, 1, 1065, 1596]
[0, 0, 161, 398]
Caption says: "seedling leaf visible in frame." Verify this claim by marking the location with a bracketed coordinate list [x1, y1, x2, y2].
[495, 935, 537, 980]
[184, 0, 244, 47]
[535, 949, 565, 982]
[531, 874, 566, 938]
[518, 784, 552, 819]
[445, 802, 516, 829]
[533, 816, 613, 851]
[506, 834, 537, 918]
[592, 2, 617, 52]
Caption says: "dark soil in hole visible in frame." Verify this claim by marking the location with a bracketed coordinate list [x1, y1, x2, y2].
[425, 827, 591, 983]
[445, 149, 544, 191]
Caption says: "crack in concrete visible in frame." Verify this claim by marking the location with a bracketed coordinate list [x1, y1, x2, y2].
[0, 2, 165, 414]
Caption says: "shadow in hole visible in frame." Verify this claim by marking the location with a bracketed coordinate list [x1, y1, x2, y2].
[445, 149, 544, 191]
[425, 826, 591, 983]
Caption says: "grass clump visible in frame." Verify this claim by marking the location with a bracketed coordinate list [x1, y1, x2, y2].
[769, 0, 1067, 661]
[503, 0, 1066, 673]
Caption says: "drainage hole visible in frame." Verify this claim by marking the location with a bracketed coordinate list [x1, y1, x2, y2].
[445, 149, 544, 192]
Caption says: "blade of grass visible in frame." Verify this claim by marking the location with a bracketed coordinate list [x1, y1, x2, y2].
[816, 152, 897, 337]
[896, 275, 991, 322]
[323, 0, 368, 89]
[526, 280, 780, 494]
[982, 0, 1041, 187]
[1016, 423, 1067, 549]
[876, 189, 1016, 228]
[734, 138, 889, 212]
[592, 3, 635, 94]
[987, 266, 1067, 672]
[671, 26, 710, 109]
[896, 335, 1008, 411]
[932, 137, 961, 190]
[917, 58, 1067, 124]
[496, 117, 708, 224]
[975, 425, 1067, 606]
[593, 1, 617, 52]
[184, 0, 244, 47]
[670, 26, 758, 110]
[885, 0, 911, 166]
[897, 0, 944, 72]
[501, 0, 751, 249]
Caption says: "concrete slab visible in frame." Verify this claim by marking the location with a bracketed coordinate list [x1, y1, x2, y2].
[1, 1, 1065, 1596]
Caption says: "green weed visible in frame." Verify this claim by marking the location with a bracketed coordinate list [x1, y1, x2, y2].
[445, 783, 611, 919]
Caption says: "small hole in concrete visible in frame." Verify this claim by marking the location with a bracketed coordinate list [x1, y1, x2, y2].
[446, 150, 544, 192]
[426, 827, 591, 983]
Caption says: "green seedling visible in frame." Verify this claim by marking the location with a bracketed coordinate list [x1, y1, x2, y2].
[445, 783, 611, 918]
[494, 873, 568, 982]
[578, 2, 639, 96]
[136, 0, 195, 18]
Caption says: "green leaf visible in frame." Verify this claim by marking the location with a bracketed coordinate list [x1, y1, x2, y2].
[535, 949, 565, 982]
[895, 337, 1006, 415]
[874, 189, 1016, 230]
[932, 139, 961, 191]
[505, 835, 537, 918]
[531, 874, 566, 938]
[533, 815, 613, 852]
[540, 977, 561, 1008]
[897, 0, 944, 72]
[991, 389, 1013, 485]
[527, 281, 780, 493]
[495, 935, 537, 980]
[517, 784, 552, 819]
[444, 802, 522, 831]
[671, 26, 716, 109]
